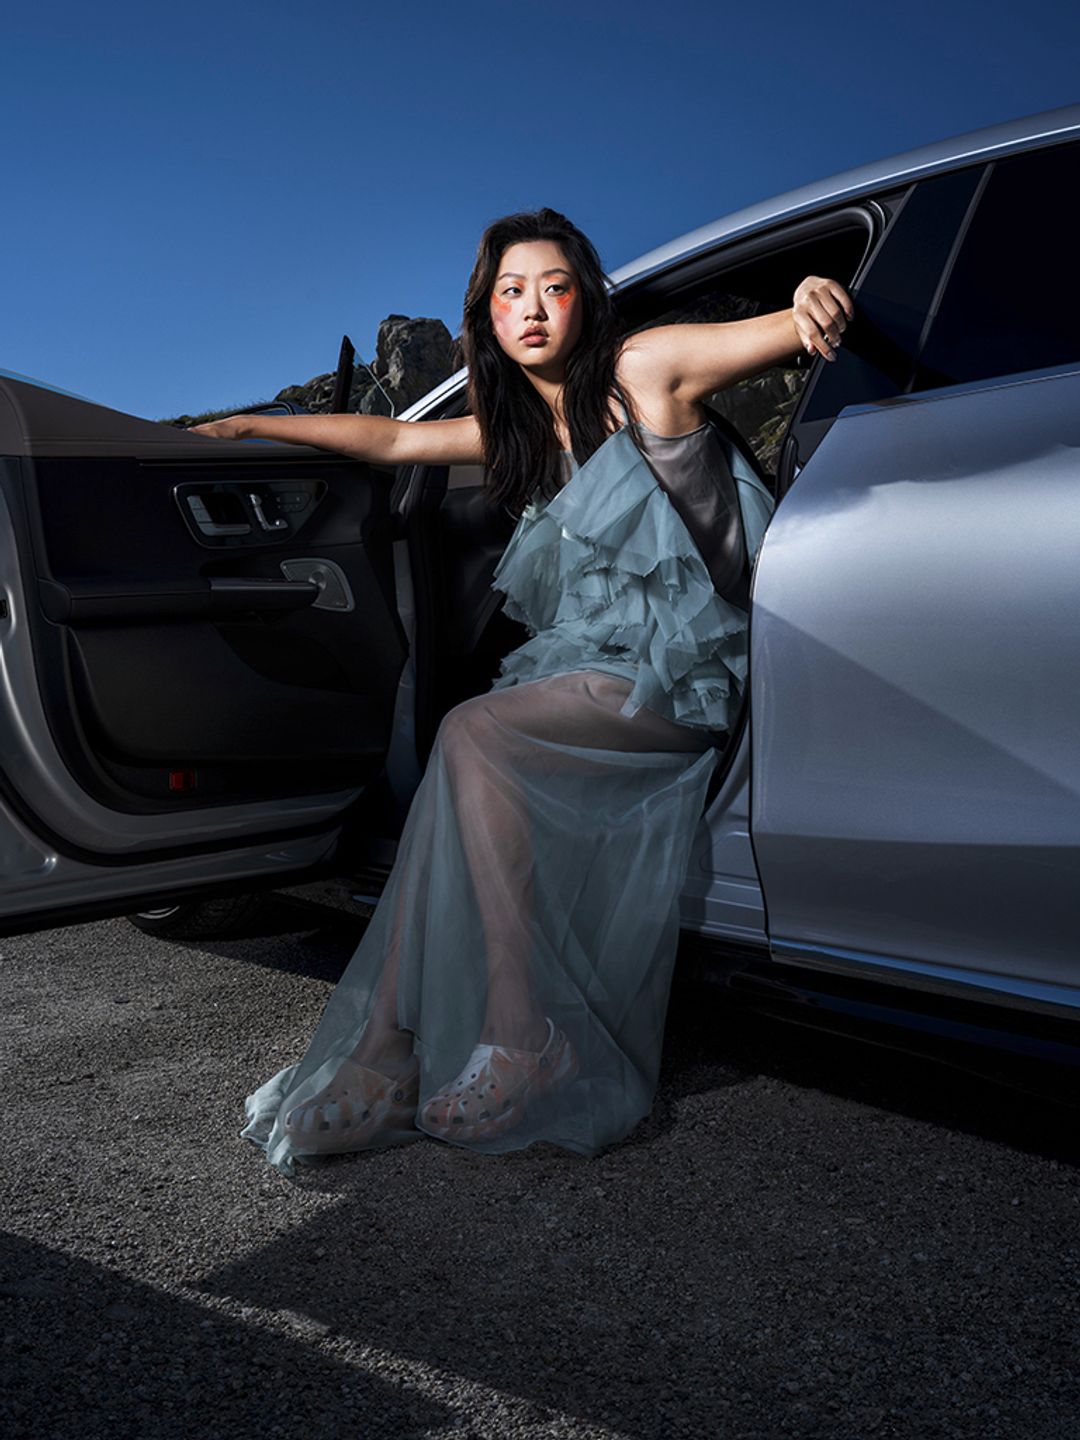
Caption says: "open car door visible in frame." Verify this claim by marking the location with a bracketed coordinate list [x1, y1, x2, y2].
[0, 375, 407, 935]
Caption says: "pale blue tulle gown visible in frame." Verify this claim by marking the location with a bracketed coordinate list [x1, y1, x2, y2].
[241, 417, 773, 1175]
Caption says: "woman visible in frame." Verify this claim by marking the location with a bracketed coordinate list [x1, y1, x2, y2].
[194, 208, 853, 1175]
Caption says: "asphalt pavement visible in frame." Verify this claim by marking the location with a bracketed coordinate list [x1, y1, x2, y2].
[2, 894, 1079, 1440]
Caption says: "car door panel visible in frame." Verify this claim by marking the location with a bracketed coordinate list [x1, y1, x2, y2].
[0, 376, 407, 923]
[750, 367, 1080, 991]
[0, 808, 337, 933]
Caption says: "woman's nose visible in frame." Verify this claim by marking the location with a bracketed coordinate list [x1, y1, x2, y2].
[525, 290, 548, 319]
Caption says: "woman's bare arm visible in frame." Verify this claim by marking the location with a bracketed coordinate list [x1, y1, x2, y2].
[189, 411, 484, 466]
[618, 276, 855, 405]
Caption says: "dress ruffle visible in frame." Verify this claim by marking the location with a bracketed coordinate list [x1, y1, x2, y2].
[490, 427, 752, 731]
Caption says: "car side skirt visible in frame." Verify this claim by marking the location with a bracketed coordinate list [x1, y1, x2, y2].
[771, 939, 1080, 1026]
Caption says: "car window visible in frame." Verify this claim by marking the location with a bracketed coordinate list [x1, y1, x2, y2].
[913, 140, 1080, 391]
[619, 225, 869, 484]
[798, 168, 983, 426]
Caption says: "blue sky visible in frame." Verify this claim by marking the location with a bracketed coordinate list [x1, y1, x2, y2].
[5, 0, 1078, 420]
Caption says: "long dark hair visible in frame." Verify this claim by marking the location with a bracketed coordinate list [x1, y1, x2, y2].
[461, 207, 641, 515]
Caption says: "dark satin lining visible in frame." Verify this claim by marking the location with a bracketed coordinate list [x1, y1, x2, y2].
[561, 421, 750, 609]
[635, 422, 749, 607]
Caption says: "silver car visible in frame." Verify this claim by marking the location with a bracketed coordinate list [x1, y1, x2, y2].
[1, 102, 1078, 1070]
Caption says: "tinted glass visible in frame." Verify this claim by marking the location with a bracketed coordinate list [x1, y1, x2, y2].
[915, 141, 1080, 390]
[800, 167, 982, 424]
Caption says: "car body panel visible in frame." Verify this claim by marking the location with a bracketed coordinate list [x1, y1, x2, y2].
[750, 365, 1080, 995]
[681, 729, 765, 946]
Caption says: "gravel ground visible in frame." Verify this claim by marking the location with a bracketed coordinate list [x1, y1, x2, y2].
[2, 897, 1079, 1440]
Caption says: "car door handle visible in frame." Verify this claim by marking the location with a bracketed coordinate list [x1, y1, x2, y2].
[184, 494, 251, 537]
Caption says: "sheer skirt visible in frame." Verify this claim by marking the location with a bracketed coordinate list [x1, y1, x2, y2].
[241, 669, 717, 1175]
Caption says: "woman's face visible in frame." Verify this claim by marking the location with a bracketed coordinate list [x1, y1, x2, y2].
[489, 239, 583, 376]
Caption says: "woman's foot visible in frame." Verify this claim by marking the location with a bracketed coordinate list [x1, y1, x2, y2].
[283, 1054, 420, 1155]
[419, 1018, 578, 1143]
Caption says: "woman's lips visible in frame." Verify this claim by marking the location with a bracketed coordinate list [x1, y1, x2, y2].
[522, 334, 547, 346]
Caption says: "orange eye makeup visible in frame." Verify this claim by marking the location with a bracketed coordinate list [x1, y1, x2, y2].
[554, 285, 576, 311]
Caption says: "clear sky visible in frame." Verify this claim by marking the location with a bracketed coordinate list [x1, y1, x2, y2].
[5, 0, 1078, 421]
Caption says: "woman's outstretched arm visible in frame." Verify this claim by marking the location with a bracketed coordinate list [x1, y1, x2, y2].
[618, 275, 856, 403]
[189, 411, 484, 466]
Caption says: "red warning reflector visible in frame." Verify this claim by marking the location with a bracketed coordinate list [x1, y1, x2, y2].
[168, 769, 197, 792]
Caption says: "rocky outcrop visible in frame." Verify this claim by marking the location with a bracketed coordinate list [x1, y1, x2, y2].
[276, 315, 459, 417]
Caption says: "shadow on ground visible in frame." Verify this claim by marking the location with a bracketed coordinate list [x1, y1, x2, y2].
[194, 980, 1080, 1440]
[0, 1232, 450, 1440]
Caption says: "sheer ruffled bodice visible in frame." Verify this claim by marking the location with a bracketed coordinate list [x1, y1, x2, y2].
[489, 423, 772, 732]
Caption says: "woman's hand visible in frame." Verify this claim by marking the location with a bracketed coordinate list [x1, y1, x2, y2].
[188, 414, 252, 439]
[792, 276, 855, 362]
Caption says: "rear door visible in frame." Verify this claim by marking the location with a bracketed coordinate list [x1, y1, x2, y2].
[750, 139, 1080, 1004]
[0, 376, 407, 932]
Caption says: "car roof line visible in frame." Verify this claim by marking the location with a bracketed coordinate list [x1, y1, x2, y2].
[608, 102, 1080, 288]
